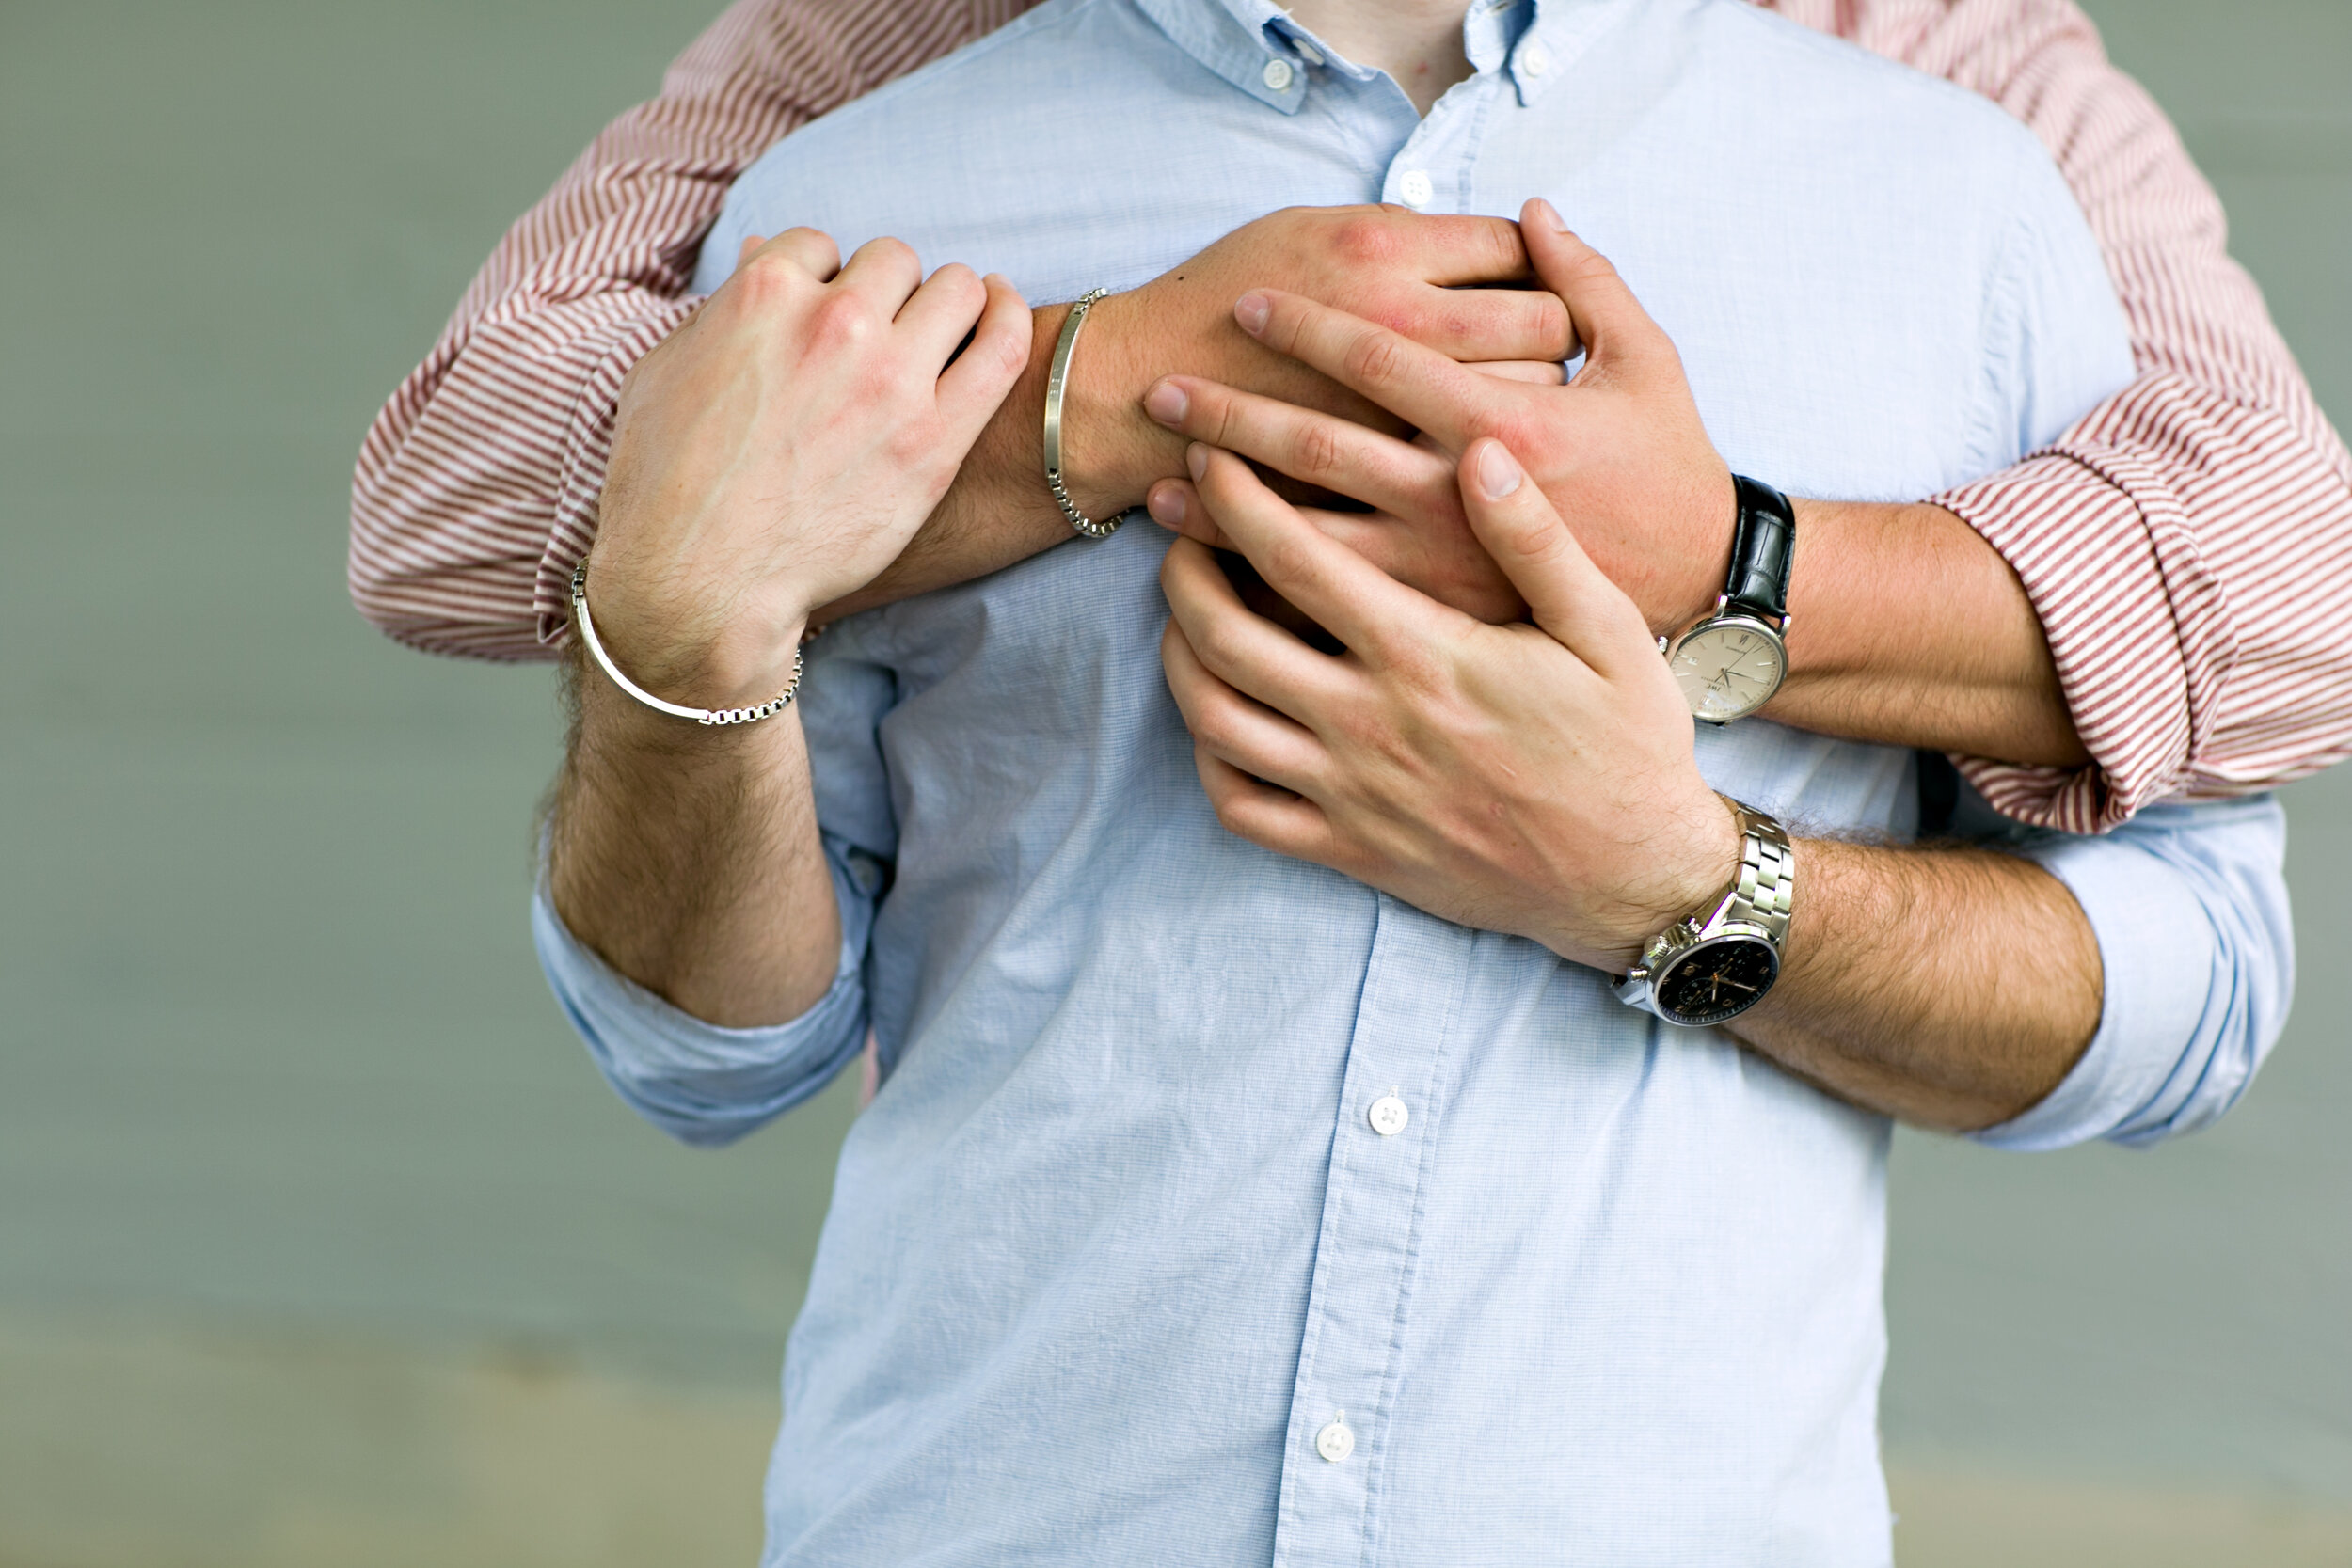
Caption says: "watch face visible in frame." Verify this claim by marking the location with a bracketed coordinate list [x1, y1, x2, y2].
[1669, 622, 1786, 723]
[1654, 936, 1780, 1026]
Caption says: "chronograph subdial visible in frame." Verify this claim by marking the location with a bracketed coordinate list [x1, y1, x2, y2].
[1653, 935, 1782, 1025]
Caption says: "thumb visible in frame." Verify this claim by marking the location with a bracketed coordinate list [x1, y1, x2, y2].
[1519, 198, 1667, 379]
[1458, 437, 1651, 673]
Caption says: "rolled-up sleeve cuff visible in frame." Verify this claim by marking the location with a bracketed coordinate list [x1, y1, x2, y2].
[1934, 390, 2244, 835]
[1968, 830, 2207, 1149]
[1967, 797, 2288, 1151]
[532, 843, 870, 1147]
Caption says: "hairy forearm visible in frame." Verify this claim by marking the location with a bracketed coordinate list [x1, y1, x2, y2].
[548, 659, 840, 1028]
[1765, 498, 2088, 767]
[1728, 835, 2101, 1132]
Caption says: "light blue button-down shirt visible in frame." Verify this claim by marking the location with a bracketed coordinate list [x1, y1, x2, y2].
[538, 0, 2295, 1559]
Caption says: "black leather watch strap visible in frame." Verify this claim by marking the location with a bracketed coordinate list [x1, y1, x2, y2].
[1724, 475, 1796, 624]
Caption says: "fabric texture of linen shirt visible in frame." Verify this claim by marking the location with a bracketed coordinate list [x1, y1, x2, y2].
[537, 0, 2295, 1560]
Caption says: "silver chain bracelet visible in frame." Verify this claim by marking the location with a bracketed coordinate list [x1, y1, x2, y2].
[569, 559, 804, 727]
[1041, 287, 1121, 540]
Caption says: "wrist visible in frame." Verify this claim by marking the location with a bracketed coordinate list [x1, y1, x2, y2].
[570, 639, 802, 766]
[1051, 288, 1185, 517]
[1596, 790, 1745, 968]
[1660, 467, 1741, 634]
[578, 562, 808, 715]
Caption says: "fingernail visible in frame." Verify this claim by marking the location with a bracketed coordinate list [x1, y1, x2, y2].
[1476, 442, 1523, 499]
[1145, 379, 1189, 426]
[1147, 484, 1187, 528]
[1186, 443, 1211, 483]
[1532, 198, 1568, 233]
[1234, 292, 1272, 335]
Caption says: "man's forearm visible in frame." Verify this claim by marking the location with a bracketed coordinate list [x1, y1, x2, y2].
[548, 662, 841, 1028]
[1729, 835, 2101, 1132]
[1766, 498, 2088, 768]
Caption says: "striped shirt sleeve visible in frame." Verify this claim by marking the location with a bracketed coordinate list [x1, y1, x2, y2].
[1800, 0, 2352, 831]
[348, 0, 2352, 832]
[346, 0, 1027, 660]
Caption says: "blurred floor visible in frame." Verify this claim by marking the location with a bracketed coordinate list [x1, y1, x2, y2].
[0, 1, 2345, 1562]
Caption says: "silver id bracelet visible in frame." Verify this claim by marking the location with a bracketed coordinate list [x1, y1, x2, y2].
[1041, 287, 1120, 539]
[569, 559, 804, 727]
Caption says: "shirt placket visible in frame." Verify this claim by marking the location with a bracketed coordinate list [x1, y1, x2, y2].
[1270, 895, 1473, 1568]
[1374, 1, 1517, 215]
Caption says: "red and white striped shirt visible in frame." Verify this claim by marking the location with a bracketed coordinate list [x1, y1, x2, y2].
[348, 0, 2352, 833]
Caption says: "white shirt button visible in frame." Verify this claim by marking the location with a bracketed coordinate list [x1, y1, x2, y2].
[1295, 41, 1325, 67]
[1520, 41, 1549, 77]
[1316, 1416, 1356, 1462]
[1397, 168, 1434, 209]
[1368, 1095, 1409, 1137]
[1262, 56, 1295, 92]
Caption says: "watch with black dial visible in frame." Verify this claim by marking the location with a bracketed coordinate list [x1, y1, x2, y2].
[1664, 476, 1796, 724]
[1613, 800, 1794, 1027]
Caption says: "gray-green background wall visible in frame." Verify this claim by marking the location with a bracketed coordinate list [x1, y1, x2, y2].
[2, 3, 2345, 1563]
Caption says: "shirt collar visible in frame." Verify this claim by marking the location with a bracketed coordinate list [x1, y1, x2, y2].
[1125, 0, 1630, 116]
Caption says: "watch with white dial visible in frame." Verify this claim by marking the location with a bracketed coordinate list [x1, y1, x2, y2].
[1613, 800, 1794, 1027]
[1664, 476, 1796, 724]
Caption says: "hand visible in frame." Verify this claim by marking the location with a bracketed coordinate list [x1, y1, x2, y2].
[1142, 198, 1733, 636]
[586, 229, 1029, 706]
[1052, 204, 1577, 518]
[1157, 436, 1739, 973]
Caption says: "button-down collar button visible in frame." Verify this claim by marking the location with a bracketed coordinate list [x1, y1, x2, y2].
[1397, 168, 1434, 209]
[1262, 56, 1295, 92]
[1369, 1095, 1408, 1136]
[1520, 40, 1549, 76]
[1316, 1416, 1356, 1462]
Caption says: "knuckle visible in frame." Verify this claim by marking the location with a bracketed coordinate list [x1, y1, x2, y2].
[1329, 214, 1405, 269]
[1343, 330, 1410, 389]
[930, 260, 981, 297]
[732, 252, 799, 303]
[1192, 693, 1245, 752]
[1202, 390, 1244, 448]
[1480, 217, 1530, 274]
[1293, 420, 1346, 481]
[866, 234, 919, 272]
[987, 321, 1029, 377]
[1527, 291, 1574, 354]
[1261, 536, 1319, 589]
[1210, 790, 1252, 836]
[808, 291, 878, 352]
[1195, 617, 1248, 676]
